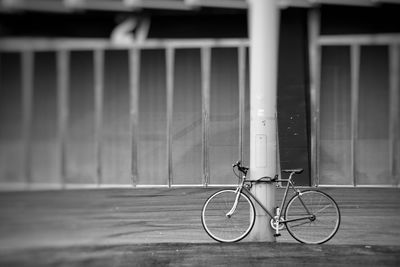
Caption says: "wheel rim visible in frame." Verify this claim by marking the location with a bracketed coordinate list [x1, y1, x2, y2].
[201, 190, 255, 242]
[285, 190, 340, 244]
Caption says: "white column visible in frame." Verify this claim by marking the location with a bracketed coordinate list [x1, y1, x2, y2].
[308, 8, 321, 187]
[247, 0, 280, 242]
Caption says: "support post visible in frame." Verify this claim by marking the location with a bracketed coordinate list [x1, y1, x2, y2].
[350, 45, 360, 186]
[247, 0, 280, 242]
[166, 47, 175, 187]
[129, 48, 140, 186]
[94, 49, 104, 185]
[201, 47, 211, 186]
[238, 46, 246, 161]
[57, 50, 69, 187]
[389, 45, 399, 186]
[21, 51, 34, 188]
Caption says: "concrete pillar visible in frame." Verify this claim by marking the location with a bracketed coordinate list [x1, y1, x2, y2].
[247, 0, 280, 242]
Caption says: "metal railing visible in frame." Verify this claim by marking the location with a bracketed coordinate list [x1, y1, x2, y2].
[0, 37, 250, 189]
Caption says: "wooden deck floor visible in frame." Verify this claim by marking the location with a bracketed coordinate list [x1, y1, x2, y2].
[0, 187, 399, 249]
[0, 187, 399, 266]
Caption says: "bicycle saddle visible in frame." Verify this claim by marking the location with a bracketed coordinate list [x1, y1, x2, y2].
[282, 169, 303, 174]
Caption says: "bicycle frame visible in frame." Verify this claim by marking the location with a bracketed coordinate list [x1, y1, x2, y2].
[202, 164, 340, 244]
[229, 172, 314, 230]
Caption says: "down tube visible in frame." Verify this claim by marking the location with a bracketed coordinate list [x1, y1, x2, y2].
[242, 187, 274, 219]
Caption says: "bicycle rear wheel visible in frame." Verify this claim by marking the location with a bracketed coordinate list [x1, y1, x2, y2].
[201, 189, 255, 242]
[284, 190, 340, 244]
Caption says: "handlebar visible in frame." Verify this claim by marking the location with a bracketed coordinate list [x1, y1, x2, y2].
[232, 161, 249, 176]
[232, 161, 240, 168]
[233, 161, 302, 181]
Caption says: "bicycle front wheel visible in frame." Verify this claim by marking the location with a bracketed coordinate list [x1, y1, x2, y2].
[201, 189, 255, 242]
[284, 190, 340, 244]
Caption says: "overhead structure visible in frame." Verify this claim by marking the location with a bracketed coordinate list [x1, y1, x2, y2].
[1, 0, 399, 13]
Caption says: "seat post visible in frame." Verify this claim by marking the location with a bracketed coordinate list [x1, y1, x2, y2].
[288, 172, 295, 181]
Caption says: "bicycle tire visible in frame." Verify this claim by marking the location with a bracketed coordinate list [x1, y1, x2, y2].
[284, 190, 340, 244]
[201, 189, 255, 243]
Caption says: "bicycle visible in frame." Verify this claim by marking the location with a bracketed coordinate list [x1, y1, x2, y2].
[201, 161, 341, 244]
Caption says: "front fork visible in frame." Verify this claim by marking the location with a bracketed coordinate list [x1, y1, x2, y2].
[227, 183, 285, 236]
[226, 187, 242, 218]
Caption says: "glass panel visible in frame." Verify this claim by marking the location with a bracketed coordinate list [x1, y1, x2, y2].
[138, 49, 167, 185]
[103, 50, 130, 184]
[319, 46, 352, 185]
[172, 49, 202, 185]
[0, 53, 23, 184]
[209, 48, 240, 184]
[31, 52, 58, 183]
[357, 46, 391, 185]
[67, 51, 96, 184]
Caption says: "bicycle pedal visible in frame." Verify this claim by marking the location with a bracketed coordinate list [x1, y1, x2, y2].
[274, 233, 281, 237]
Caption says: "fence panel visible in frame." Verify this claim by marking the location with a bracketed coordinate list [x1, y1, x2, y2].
[0, 53, 24, 184]
[138, 49, 168, 185]
[209, 48, 240, 184]
[67, 51, 96, 184]
[172, 49, 202, 185]
[31, 52, 59, 184]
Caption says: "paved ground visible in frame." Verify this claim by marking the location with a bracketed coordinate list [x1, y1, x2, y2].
[0, 187, 399, 266]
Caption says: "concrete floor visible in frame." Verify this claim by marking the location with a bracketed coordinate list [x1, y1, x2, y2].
[0, 187, 399, 266]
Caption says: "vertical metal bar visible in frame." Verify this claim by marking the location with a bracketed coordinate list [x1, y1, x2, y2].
[308, 8, 321, 187]
[57, 50, 69, 187]
[397, 45, 400, 187]
[351, 45, 360, 187]
[129, 48, 140, 186]
[238, 46, 246, 162]
[201, 46, 211, 186]
[276, 117, 281, 182]
[389, 44, 399, 186]
[94, 49, 104, 186]
[166, 47, 175, 187]
[21, 51, 34, 187]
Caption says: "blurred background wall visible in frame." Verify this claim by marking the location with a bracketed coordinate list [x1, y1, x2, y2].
[0, 2, 399, 188]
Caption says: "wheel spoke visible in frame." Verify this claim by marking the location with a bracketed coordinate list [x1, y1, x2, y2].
[314, 204, 333, 214]
[201, 190, 255, 243]
[286, 219, 312, 228]
[284, 190, 340, 244]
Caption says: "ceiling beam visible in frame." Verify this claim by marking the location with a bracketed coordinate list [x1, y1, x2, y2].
[1, 0, 400, 13]
[69, 0, 131, 11]
[0, 0, 69, 13]
[125, 0, 193, 10]
[185, 0, 246, 9]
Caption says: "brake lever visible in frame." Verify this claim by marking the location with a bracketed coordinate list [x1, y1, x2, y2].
[232, 160, 241, 168]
